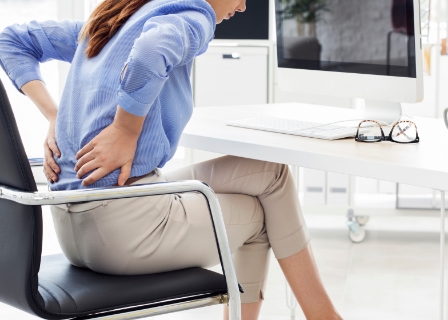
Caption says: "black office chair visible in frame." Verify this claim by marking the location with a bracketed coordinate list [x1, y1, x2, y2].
[0, 78, 242, 319]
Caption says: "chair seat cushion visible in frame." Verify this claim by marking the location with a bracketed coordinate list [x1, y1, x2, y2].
[37, 254, 227, 318]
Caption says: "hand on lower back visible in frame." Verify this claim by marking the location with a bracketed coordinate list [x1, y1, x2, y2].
[74, 106, 145, 186]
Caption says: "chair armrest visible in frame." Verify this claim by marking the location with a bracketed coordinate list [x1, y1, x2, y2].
[1, 180, 208, 206]
[0, 181, 242, 319]
[28, 158, 44, 167]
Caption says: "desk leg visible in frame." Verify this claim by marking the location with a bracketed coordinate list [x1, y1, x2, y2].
[440, 191, 445, 320]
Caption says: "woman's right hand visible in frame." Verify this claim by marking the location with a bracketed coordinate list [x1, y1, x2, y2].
[43, 120, 61, 183]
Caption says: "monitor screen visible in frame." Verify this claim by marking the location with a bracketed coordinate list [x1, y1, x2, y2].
[214, 0, 269, 40]
[275, 0, 417, 78]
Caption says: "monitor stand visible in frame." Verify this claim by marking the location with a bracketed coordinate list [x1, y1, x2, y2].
[362, 100, 402, 125]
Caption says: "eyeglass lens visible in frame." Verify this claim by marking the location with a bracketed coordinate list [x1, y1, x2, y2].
[357, 121, 383, 142]
[390, 121, 417, 143]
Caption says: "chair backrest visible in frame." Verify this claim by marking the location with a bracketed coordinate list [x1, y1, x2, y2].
[0, 79, 45, 317]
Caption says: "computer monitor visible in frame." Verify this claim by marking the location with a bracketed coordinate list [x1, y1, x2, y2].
[275, 0, 423, 123]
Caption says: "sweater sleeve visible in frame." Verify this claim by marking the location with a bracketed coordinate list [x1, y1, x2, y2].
[0, 20, 84, 91]
[117, 7, 215, 117]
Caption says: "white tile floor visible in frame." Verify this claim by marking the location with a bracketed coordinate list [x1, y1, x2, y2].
[0, 207, 444, 319]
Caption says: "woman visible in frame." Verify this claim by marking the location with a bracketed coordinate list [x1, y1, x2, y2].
[0, 0, 342, 319]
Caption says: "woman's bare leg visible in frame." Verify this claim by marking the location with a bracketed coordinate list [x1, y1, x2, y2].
[223, 297, 263, 320]
[278, 244, 342, 320]
[224, 244, 341, 320]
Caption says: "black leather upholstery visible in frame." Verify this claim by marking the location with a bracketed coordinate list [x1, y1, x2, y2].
[0, 79, 229, 319]
[38, 254, 227, 318]
[0, 80, 46, 317]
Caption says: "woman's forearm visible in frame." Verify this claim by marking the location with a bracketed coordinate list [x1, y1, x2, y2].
[21, 80, 58, 122]
[113, 105, 146, 137]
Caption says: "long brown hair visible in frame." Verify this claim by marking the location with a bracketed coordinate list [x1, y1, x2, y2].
[80, 0, 150, 59]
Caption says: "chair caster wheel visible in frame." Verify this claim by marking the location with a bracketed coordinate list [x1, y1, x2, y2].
[349, 228, 366, 243]
[355, 215, 370, 226]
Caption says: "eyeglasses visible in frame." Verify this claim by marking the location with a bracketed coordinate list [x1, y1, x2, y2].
[355, 120, 419, 143]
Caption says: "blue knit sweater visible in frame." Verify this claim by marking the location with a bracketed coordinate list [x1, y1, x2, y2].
[0, 0, 216, 190]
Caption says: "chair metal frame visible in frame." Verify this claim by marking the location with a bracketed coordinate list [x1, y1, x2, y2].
[0, 179, 242, 320]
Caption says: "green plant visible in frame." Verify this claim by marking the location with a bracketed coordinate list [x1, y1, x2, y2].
[279, 0, 329, 24]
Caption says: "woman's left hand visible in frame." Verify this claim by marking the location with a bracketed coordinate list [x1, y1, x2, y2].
[75, 106, 145, 186]
[74, 122, 139, 186]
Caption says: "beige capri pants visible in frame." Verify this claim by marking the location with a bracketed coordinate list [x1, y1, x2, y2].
[51, 156, 310, 303]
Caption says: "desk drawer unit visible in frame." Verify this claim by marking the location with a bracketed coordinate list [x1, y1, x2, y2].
[194, 46, 269, 107]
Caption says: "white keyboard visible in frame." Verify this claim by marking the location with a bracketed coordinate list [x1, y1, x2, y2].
[227, 117, 359, 140]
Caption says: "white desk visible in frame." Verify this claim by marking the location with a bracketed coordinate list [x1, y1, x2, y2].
[179, 103, 448, 319]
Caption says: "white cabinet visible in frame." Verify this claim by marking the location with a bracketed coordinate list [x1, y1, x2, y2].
[302, 170, 351, 206]
[194, 46, 269, 107]
[189, 45, 270, 164]
[303, 169, 326, 206]
[327, 172, 350, 205]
